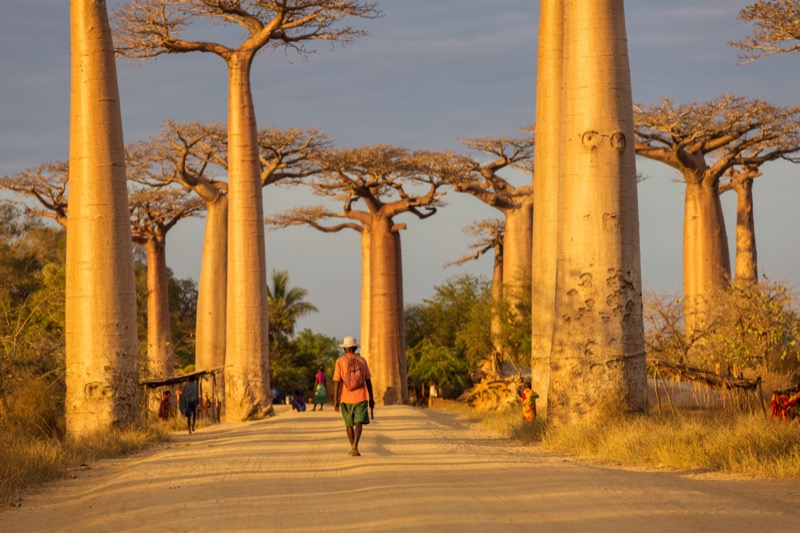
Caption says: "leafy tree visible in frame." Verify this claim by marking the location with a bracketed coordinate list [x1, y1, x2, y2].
[405, 275, 492, 398]
[270, 329, 339, 395]
[0, 204, 66, 438]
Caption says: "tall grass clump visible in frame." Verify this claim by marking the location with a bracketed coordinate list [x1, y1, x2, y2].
[541, 411, 800, 478]
[0, 424, 167, 505]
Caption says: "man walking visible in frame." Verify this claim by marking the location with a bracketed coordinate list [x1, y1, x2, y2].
[333, 336, 374, 456]
[182, 375, 199, 434]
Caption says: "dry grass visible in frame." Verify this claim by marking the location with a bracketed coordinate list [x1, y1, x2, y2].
[0, 424, 168, 506]
[458, 405, 800, 478]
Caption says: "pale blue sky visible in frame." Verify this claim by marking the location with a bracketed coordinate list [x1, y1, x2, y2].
[1, 1, 798, 339]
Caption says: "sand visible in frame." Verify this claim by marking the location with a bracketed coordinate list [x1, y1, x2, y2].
[2, 405, 799, 532]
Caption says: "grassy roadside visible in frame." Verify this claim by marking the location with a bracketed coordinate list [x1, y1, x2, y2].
[453, 405, 800, 478]
[0, 424, 169, 506]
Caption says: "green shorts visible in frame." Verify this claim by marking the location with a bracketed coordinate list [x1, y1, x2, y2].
[340, 401, 370, 427]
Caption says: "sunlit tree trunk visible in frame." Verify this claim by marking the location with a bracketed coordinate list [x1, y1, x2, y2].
[224, 54, 272, 420]
[66, 0, 139, 438]
[490, 241, 504, 373]
[548, 0, 646, 425]
[733, 178, 757, 286]
[368, 216, 407, 405]
[359, 225, 371, 363]
[683, 180, 731, 334]
[530, 0, 563, 418]
[195, 195, 228, 374]
[145, 236, 173, 378]
[503, 199, 533, 296]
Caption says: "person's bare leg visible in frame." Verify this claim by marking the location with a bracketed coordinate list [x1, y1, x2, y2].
[346, 426, 355, 448]
[352, 423, 363, 455]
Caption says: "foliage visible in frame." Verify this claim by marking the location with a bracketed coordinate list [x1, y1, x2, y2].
[644, 281, 800, 376]
[270, 329, 339, 396]
[703, 279, 800, 374]
[493, 281, 533, 368]
[0, 204, 66, 438]
[133, 248, 199, 372]
[405, 275, 493, 397]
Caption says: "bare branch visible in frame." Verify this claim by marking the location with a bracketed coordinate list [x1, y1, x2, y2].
[731, 0, 800, 63]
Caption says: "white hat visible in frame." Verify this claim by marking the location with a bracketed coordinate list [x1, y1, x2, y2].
[339, 336, 359, 349]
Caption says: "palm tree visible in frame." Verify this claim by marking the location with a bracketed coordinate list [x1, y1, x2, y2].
[267, 270, 319, 348]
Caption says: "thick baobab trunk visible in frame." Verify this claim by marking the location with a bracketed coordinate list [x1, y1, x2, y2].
[66, 0, 140, 438]
[733, 178, 757, 286]
[145, 237, 173, 378]
[224, 56, 272, 420]
[548, 0, 647, 425]
[195, 195, 228, 373]
[531, 0, 563, 418]
[359, 225, 371, 363]
[502, 199, 533, 297]
[683, 180, 731, 334]
[368, 216, 408, 405]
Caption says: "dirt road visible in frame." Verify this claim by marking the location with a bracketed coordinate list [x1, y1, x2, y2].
[2, 405, 799, 532]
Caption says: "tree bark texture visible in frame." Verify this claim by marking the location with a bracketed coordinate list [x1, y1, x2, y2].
[733, 178, 758, 286]
[490, 241, 504, 345]
[195, 195, 228, 375]
[502, 199, 533, 293]
[368, 216, 408, 405]
[66, 0, 140, 438]
[548, 0, 647, 425]
[145, 237, 173, 378]
[360, 225, 372, 363]
[531, 0, 563, 418]
[683, 181, 731, 334]
[224, 55, 272, 420]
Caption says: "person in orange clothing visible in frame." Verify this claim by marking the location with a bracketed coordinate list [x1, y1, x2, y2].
[521, 380, 539, 423]
[333, 336, 375, 457]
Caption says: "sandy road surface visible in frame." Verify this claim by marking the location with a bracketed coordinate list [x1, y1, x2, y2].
[2, 405, 799, 532]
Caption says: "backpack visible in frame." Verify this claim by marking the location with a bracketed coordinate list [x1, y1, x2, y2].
[343, 357, 365, 391]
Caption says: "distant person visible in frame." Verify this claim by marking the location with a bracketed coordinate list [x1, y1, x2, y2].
[291, 390, 307, 412]
[182, 376, 199, 434]
[521, 380, 539, 423]
[333, 336, 374, 457]
[158, 390, 171, 420]
[312, 365, 327, 411]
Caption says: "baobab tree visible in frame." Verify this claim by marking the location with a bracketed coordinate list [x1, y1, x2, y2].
[448, 135, 533, 300]
[130, 121, 327, 385]
[732, 0, 800, 62]
[128, 187, 205, 378]
[267, 145, 457, 405]
[546, 0, 647, 425]
[634, 95, 800, 332]
[0, 162, 69, 228]
[722, 149, 800, 286]
[113, 0, 379, 420]
[530, 0, 563, 418]
[66, 0, 139, 437]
